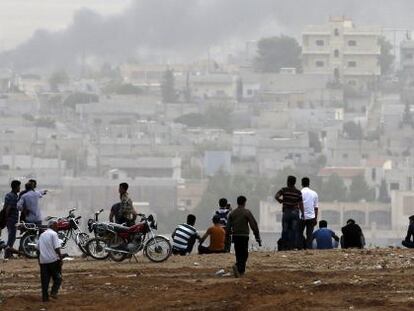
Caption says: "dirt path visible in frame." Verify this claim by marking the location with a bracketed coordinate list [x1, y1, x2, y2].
[1, 248, 414, 311]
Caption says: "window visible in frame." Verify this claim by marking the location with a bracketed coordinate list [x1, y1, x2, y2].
[316, 40, 325, 46]
[342, 153, 348, 159]
[371, 168, 376, 181]
[406, 53, 413, 60]
[348, 80, 357, 86]
[334, 68, 339, 79]
[334, 28, 340, 36]
[390, 182, 400, 190]
[348, 40, 357, 46]
[247, 89, 253, 95]
[348, 61, 357, 67]
[334, 49, 339, 57]
[316, 60, 324, 67]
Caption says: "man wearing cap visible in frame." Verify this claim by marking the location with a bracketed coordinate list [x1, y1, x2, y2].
[402, 215, 414, 248]
[37, 220, 63, 302]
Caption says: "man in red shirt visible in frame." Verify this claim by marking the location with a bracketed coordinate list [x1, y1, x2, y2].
[198, 215, 226, 254]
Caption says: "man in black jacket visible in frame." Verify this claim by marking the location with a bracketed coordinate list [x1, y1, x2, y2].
[341, 219, 365, 249]
[226, 196, 261, 277]
[402, 215, 414, 248]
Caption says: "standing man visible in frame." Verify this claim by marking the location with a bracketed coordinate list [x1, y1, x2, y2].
[17, 182, 45, 226]
[226, 196, 261, 277]
[37, 220, 63, 302]
[301, 177, 319, 249]
[3, 180, 21, 258]
[110, 182, 137, 226]
[275, 176, 304, 250]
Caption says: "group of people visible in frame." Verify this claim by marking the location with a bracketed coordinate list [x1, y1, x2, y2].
[0, 179, 47, 259]
[171, 196, 261, 277]
[275, 175, 366, 251]
[1, 177, 414, 302]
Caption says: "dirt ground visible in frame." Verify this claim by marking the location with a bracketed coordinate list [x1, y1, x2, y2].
[1, 248, 414, 311]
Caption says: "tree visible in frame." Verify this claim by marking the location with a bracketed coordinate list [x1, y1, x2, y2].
[63, 92, 99, 108]
[308, 131, 322, 153]
[320, 174, 347, 202]
[102, 82, 142, 95]
[378, 179, 391, 203]
[49, 70, 69, 91]
[348, 175, 374, 202]
[254, 35, 302, 73]
[161, 69, 176, 103]
[193, 172, 271, 228]
[343, 121, 363, 140]
[378, 36, 394, 75]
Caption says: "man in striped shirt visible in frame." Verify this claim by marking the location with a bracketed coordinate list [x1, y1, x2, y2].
[171, 214, 199, 255]
[275, 176, 304, 250]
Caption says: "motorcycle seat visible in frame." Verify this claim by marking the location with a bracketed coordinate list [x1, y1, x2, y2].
[111, 224, 130, 233]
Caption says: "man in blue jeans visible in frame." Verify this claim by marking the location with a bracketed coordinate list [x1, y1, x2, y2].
[3, 180, 21, 258]
[275, 176, 304, 250]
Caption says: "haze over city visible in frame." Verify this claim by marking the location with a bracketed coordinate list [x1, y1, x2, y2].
[1, 1, 414, 309]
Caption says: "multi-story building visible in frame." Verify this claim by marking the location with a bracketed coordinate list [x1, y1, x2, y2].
[302, 17, 381, 89]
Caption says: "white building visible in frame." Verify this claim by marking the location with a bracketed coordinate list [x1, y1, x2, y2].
[302, 17, 381, 89]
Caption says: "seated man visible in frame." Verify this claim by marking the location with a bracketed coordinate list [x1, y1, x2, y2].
[312, 220, 339, 250]
[341, 219, 365, 249]
[402, 215, 414, 248]
[198, 215, 226, 254]
[109, 183, 137, 226]
[171, 214, 199, 256]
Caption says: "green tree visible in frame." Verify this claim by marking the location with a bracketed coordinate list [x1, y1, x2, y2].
[49, 70, 69, 91]
[349, 175, 374, 202]
[63, 92, 99, 108]
[320, 174, 347, 202]
[343, 121, 363, 140]
[254, 35, 302, 73]
[193, 173, 271, 228]
[161, 69, 177, 103]
[378, 179, 391, 203]
[378, 36, 394, 75]
[308, 131, 322, 153]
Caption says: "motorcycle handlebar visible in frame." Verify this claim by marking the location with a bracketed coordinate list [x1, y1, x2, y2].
[75, 216, 82, 220]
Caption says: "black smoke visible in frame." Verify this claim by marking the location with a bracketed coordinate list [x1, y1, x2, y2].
[2, 0, 414, 70]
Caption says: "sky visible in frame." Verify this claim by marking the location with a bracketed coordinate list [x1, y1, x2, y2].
[0, 0, 130, 50]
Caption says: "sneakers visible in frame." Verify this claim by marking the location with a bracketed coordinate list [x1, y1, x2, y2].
[50, 293, 58, 299]
[232, 264, 240, 278]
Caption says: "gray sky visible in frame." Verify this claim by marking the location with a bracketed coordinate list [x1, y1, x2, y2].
[0, 0, 130, 50]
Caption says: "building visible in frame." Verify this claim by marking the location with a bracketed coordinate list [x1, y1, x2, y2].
[302, 17, 381, 89]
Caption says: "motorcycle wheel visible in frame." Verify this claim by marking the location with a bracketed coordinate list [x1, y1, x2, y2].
[75, 232, 90, 256]
[85, 237, 109, 260]
[20, 232, 39, 259]
[144, 236, 171, 263]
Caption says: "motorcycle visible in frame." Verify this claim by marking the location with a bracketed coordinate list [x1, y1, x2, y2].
[17, 208, 89, 258]
[85, 214, 171, 263]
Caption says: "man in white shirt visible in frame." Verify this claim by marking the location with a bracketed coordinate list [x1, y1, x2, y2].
[301, 177, 319, 249]
[37, 220, 63, 302]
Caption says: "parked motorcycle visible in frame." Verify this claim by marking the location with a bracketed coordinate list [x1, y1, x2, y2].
[17, 208, 89, 258]
[85, 214, 171, 263]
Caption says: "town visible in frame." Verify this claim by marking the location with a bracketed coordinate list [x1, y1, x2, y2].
[1, 16, 413, 247]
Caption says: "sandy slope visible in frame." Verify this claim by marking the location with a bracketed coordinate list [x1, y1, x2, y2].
[1, 248, 414, 311]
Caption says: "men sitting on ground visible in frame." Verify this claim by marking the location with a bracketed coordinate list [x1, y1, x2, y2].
[341, 219, 365, 249]
[402, 215, 414, 248]
[109, 183, 137, 226]
[171, 214, 199, 255]
[312, 220, 339, 250]
[198, 215, 226, 254]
